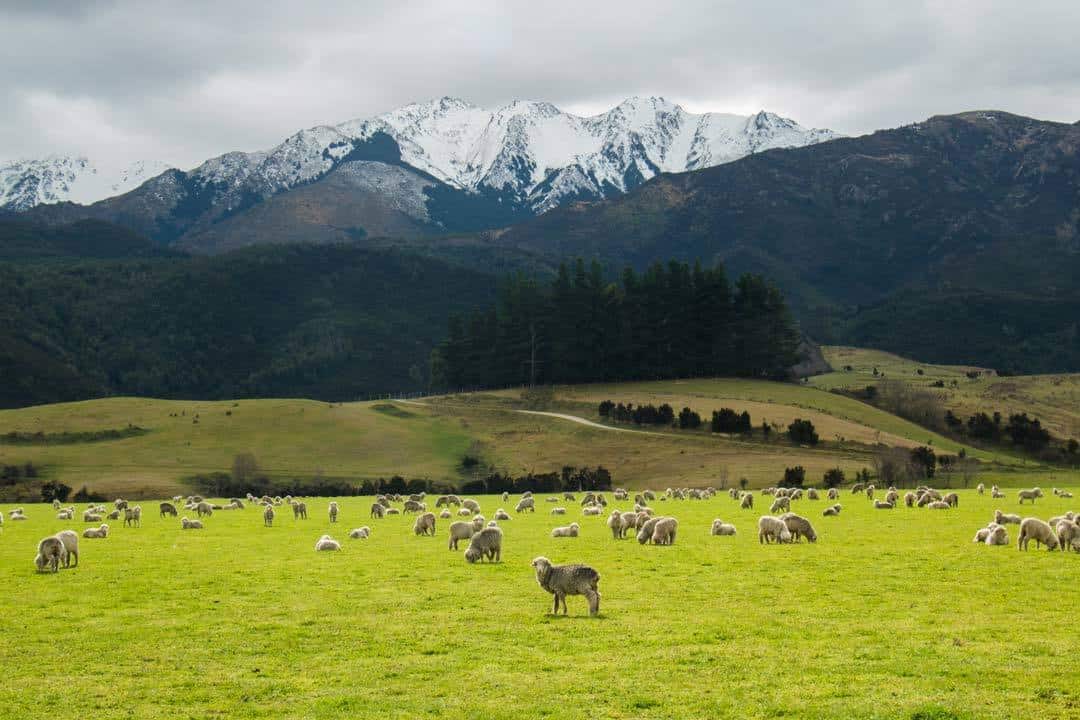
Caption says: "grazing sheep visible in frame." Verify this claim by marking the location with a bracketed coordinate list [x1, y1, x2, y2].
[83, 511, 102, 523]
[413, 512, 437, 536]
[159, 502, 178, 518]
[448, 521, 474, 550]
[439, 509, 452, 519]
[822, 505, 841, 517]
[758, 516, 793, 544]
[985, 524, 1009, 546]
[874, 500, 895, 510]
[551, 522, 580, 538]
[328, 501, 340, 522]
[457, 507, 472, 516]
[781, 513, 818, 543]
[56, 509, 73, 520]
[650, 517, 679, 546]
[885, 490, 899, 505]
[1055, 520, 1080, 552]
[943, 492, 959, 508]
[195, 501, 214, 518]
[1018, 518, 1059, 551]
[370, 503, 386, 519]
[82, 524, 109, 539]
[494, 509, 511, 521]
[106, 510, 121, 520]
[710, 519, 737, 536]
[385, 508, 400, 516]
[995, 510, 1022, 525]
[904, 492, 916, 508]
[851, 483, 865, 494]
[348, 527, 371, 539]
[463, 527, 503, 563]
[124, 506, 142, 528]
[636, 517, 662, 544]
[181, 517, 203, 529]
[462, 499, 480, 513]
[740, 494, 754, 510]
[35, 536, 67, 573]
[769, 497, 790, 514]
[806, 488, 819, 500]
[502, 491, 510, 502]
[263, 505, 275, 527]
[1017, 488, 1043, 505]
[531, 556, 601, 616]
[54, 530, 79, 568]
[315, 534, 342, 551]
[977, 483, 985, 495]
[292, 501, 308, 520]
[551, 507, 567, 515]
[515, 497, 536, 513]
[827, 488, 840, 501]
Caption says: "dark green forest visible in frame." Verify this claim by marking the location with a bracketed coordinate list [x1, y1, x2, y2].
[432, 259, 801, 388]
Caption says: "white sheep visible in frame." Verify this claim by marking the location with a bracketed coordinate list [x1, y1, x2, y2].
[874, 500, 895, 510]
[650, 517, 678, 545]
[710, 519, 737, 536]
[757, 515, 792, 544]
[263, 505, 275, 527]
[551, 522, 580, 538]
[985, 524, 1009, 546]
[740, 494, 754, 510]
[515, 497, 535, 513]
[315, 534, 342, 551]
[328, 501, 339, 522]
[991, 485, 1005, 499]
[769, 496, 790, 514]
[56, 509, 73, 520]
[1018, 517, 1059, 551]
[464, 527, 503, 563]
[531, 556, 600, 616]
[348, 527, 371, 539]
[413, 512, 437, 536]
[124, 506, 142, 528]
[1055, 520, 1080, 552]
[448, 521, 474, 550]
[494, 509, 511, 521]
[181, 517, 203, 529]
[35, 536, 67, 573]
[781, 513, 818, 542]
[53, 529, 79, 568]
[822, 504, 841, 517]
[551, 507, 567, 515]
[995, 510, 1022, 525]
[1017, 488, 1043, 505]
[82, 510, 101, 523]
[83, 524, 109, 538]
[976, 483, 985, 495]
[439, 509, 452, 519]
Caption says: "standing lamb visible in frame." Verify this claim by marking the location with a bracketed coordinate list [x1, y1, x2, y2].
[758, 516, 793, 544]
[1017, 488, 1043, 504]
[977, 483, 985, 495]
[370, 503, 386, 519]
[1017, 517, 1059, 551]
[35, 536, 66, 573]
[263, 505, 275, 527]
[515, 497, 535, 513]
[530, 556, 601, 616]
[159, 502, 178, 518]
[1056, 520, 1080, 552]
[55, 530, 79, 568]
[781, 513, 818, 543]
[124, 506, 142, 528]
[414, 512, 437, 536]
[464, 527, 503, 563]
[292, 501, 308, 520]
[448, 521, 474, 550]
[942, 493, 959, 508]
[740, 494, 754, 510]
[650, 517, 679, 546]
[328, 502, 339, 523]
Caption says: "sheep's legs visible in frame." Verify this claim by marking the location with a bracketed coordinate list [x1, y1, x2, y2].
[585, 590, 600, 616]
[552, 594, 560, 614]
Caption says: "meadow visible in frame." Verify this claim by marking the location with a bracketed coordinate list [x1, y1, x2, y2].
[3, 488, 1079, 719]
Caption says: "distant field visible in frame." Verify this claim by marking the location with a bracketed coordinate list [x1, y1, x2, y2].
[3, 489, 1080, 718]
[814, 346, 1080, 442]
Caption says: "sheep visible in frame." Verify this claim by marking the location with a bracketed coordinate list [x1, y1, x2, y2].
[822, 504, 841, 517]
[885, 490, 899, 505]
[56, 509, 73, 520]
[54, 530, 79, 568]
[973, 525, 994, 543]
[531, 556, 601, 616]
[614, 489, 629, 501]
[874, 500, 895, 509]
[292, 501, 308, 520]
[1059, 490, 1074, 499]
[493, 509, 511, 521]
[413, 512, 437, 536]
[991, 485, 1005, 499]
[710, 519, 737, 536]
[606, 510, 624, 539]
[471, 515, 487, 533]
[159, 502, 178, 518]
[1017, 488, 1043, 505]
[114, 498, 128, 511]
[985, 524, 1009, 546]
[995, 510, 1022, 525]
[501, 491, 510, 502]
[1018, 518, 1059, 551]
[263, 504, 275, 527]
[916, 493, 934, 508]
[348, 527, 371, 539]
[105, 509, 121, 520]
[385, 508, 400, 516]
[865, 485, 876, 500]
[903, 492, 916, 508]
[740, 493, 754, 510]
[439, 509, 452, 519]
[370, 503, 385, 519]
[464, 527, 503, 563]
[650, 517, 679, 546]
[457, 507, 472, 516]
[462, 499, 480, 513]
[927, 501, 950, 510]
[448, 521, 474, 550]
[582, 505, 602, 516]
[328, 501, 340, 522]
[1055, 520, 1080, 552]
[181, 517, 203, 529]
[769, 497, 790, 514]
[758, 516, 793, 544]
[545, 496, 559, 503]
[195, 501, 214, 517]
[827, 488, 840, 501]
[315, 534, 342, 551]
[52, 499, 61, 510]
[781, 513, 818, 543]
[637, 516, 661, 544]
[83, 511, 102, 523]
[515, 497, 535, 513]
[124, 506, 142, 528]
[82, 524, 109, 538]
[977, 483, 985, 495]
[943, 492, 959, 508]
[487, 520, 499, 528]
[35, 536, 67, 573]
[551, 507, 567, 516]
[551, 522, 580, 538]
[850, 483, 865, 494]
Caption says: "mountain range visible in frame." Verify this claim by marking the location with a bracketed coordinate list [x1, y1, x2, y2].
[3, 96, 837, 252]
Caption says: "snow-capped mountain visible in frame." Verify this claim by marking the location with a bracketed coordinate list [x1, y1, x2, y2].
[0, 156, 173, 211]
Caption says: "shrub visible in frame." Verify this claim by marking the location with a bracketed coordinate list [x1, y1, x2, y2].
[40, 481, 72, 503]
[779, 466, 805, 488]
[598, 400, 615, 417]
[678, 407, 702, 429]
[73, 486, 107, 502]
[711, 408, 751, 434]
[787, 419, 819, 445]
[823, 468, 845, 488]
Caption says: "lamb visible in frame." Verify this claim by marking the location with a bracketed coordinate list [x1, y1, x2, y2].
[710, 519, 737, 536]
[493, 509, 511, 521]
[195, 501, 214, 517]
[55, 530, 79, 568]
[35, 536, 67, 573]
[385, 508, 400, 516]
[606, 510, 624, 539]
[56, 509, 73, 520]
[769, 497, 790, 514]
[106, 510, 121, 520]
[758, 515, 793, 544]
[943, 493, 959, 508]
[985, 524, 1009, 546]
[114, 498, 128, 511]
[328, 501, 340, 522]
[457, 507, 472, 516]
[263, 505, 275, 527]
[348, 527, 371, 539]
[83, 511, 102, 523]
[927, 501, 950, 510]
[1055, 520, 1080, 552]
[463, 527, 503, 563]
[159, 502, 178, 518]
[806, 488, 819, 500]
[885, 490, 899, 505]
[181, 517, 203, 529]
[582, 505, 602, 516]
[781, 513, 818, 542]
[822, 504, 841, 517]
[637, 516, 661, 544]
[515, 497, 535, 513]
[448, 521, 474, 550]
[502, 491, 510, 502]
[976, 483, 985, 495]
[904, 492, 916, 508]
[995, 510, 1022, 525]
[973, 525, 994, 543]
[1018, 517, 1059, 551]
[52, 499, 61, 510]
[462, 499, 480, 513]
[370, 503, 386, 519]
[851, 483, 865, 494]
[1017, 488, 1043, 505]
[413, 512, 437, 536]
[292, 501, 308, 520]
[827, 488, 840, 500]
[439, 509, 452, 519]
[650, 517, 679, 546]
[865, 485, 875, 500]
[82, 524, 109, 539]
[874, 500, 895, 509]
[551, 507, 567, 515]
[551, 522, 580, 538]
[740, 493, 754, 510]
[531, 556, 601, 616]
[471, 515, 486, 533]
[124, 506, 142, 528]
[315, 534, 342, 551]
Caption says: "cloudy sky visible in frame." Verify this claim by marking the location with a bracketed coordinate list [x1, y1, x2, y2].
[3, 0, 1079, 169]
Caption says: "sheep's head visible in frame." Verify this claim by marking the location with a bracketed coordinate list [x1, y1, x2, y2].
[464, 547, 481, 564]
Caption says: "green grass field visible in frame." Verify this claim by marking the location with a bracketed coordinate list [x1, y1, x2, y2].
[3, 489, 1079, 719]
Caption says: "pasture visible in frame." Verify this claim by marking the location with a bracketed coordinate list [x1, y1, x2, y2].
[3, 487, 1079, 719]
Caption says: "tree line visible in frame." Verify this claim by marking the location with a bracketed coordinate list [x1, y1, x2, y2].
[432, 259, 801, 389]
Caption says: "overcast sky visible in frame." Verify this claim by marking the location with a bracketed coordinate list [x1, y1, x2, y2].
[3, 0, 1079, 169]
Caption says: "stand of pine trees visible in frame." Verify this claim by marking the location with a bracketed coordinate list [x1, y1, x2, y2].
[432, 259, 800, 388]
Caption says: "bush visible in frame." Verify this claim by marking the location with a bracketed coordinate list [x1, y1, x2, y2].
[823, 468, 845, 488]
[910, 446, 937, 479]
[678, 407, 702, 429]
[779, 466, 805, 488]
[73, 485, 107, 502]
[711, 408, 751, 434]
[598, 400, 615, 417]
[40, 480, 72, 503]
[787, 419, 819, 445]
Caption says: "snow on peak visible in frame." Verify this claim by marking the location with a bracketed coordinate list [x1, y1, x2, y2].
[0, 155, 172, 210]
